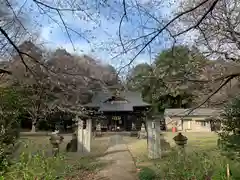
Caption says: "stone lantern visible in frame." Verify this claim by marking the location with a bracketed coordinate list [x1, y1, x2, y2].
[173, 132, 188, 148]
[96, 122, 102, 137]
[49, 130, 64, 156]
[138, 123, 147, 139]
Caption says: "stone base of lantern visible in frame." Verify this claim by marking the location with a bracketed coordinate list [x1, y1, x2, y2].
[95, 130, 102, 137]
[130, 130, 138, 137]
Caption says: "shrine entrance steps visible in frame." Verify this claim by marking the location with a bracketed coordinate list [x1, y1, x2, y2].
[94, 134, 138, 180]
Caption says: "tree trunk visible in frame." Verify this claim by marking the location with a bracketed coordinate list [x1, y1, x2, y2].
[31, 120, 37, 132]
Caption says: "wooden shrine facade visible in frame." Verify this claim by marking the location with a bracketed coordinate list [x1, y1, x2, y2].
[84, 90, 151, 132]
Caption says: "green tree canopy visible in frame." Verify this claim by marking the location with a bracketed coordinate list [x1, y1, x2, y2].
[0, 87, 29, 170]
[153, 45, 207, 104]
[219, 96, 240, 160]
[127, 46, 208, 113]
[127, 63, 152, 90]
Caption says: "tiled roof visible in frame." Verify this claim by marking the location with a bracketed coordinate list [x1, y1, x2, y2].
[99, 103, 133, 112]
[84, 91, 150, 112]
[164, 108, 223, 117]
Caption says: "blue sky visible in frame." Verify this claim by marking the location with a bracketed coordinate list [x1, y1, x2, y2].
[14, 0, 179, 69]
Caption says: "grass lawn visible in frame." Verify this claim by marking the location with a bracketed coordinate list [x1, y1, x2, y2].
[19, 134, 109, 156]
[125, 132, 240, 179]
[163, 132, 218, 151]
[5, 134, 110, 180]
[125, 132, 218, 165]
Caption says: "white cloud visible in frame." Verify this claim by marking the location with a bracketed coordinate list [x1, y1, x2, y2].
[40, 26, 53, 42]
[56, 42, 91, 54]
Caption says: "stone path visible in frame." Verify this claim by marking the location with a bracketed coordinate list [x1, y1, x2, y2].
[94, 134, 138, 180]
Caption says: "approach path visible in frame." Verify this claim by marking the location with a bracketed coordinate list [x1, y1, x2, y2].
[94, 134, 138, 180]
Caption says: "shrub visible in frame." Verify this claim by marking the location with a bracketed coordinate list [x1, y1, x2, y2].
[138, 167, 156, 180]
[155, 148, 240, 180]
[219, 96, 240, 160]
[3, 150, 65, 180]
[0, 87, 27, 172]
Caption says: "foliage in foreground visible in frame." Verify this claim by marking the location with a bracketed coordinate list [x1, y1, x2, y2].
[2, 149, 102, 180]
[0, 87, 28, 172]
[219, 95, 240, 160]
[3, 151, 64, 180]
[154, 149, 240, 180]
[138, 166, 156, 180]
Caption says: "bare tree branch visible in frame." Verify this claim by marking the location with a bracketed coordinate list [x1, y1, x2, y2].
[0, 26, 34, 73]
[117, 0, 220, 74]
[33, 0, 75, 50]
[0, 68, 11, 74]
[173, 0, 219, 37]
[33, 0, 80, 11]
[5, 0, 27, 31]
[187, 74, 237, 115]
[57, 10, 75, 50]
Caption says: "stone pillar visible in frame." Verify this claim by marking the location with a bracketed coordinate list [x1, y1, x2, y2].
[147, 119, 161, 159]
[77, 116, 84, 153]
[76, 115, 92, 153]
[207, 122, 211, 132]
[83, 129, 87, 152]
[147, 120, 153, 158]
[154, 120, 161, 158]
[85, 119, 92, 152]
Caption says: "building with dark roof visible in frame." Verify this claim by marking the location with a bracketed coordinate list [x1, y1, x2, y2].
[84, 90, 150, 131]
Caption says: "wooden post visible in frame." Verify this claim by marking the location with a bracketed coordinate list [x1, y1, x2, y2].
[227, 164, 230, 180]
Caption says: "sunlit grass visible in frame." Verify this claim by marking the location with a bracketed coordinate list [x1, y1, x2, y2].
[125, 132, 240, 179]
[125, 132, 218, 166]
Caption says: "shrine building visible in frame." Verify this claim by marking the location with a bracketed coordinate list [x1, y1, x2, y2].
[84, 89, 150, 132]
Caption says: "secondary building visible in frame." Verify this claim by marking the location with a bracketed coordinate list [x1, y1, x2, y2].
[164, 108, 222, 132]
